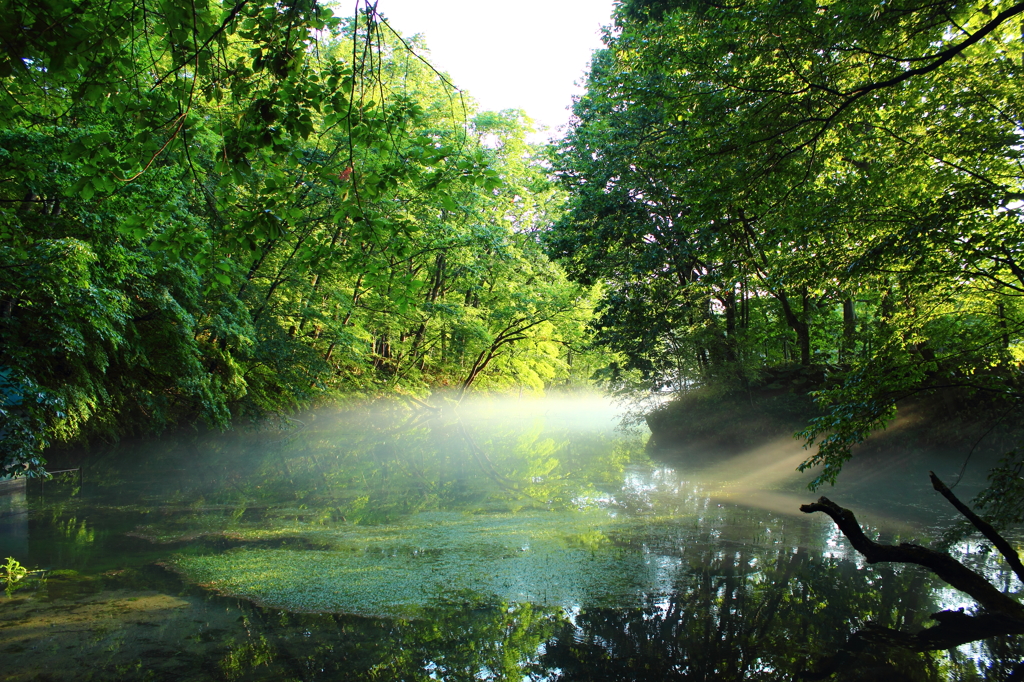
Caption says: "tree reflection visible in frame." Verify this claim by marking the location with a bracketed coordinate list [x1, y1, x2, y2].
[216, 598, 563, 681]
[29, 400, 1024, 679]
[51, 400, 646, 540]
[539, 543, 950, 681]
[174, 541, 973, 681]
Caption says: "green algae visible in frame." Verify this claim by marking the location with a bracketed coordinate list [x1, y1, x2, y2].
[171, 510, 672, 617]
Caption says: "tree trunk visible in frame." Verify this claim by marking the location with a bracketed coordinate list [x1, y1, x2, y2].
[723, 286, 737, 363]
[841, 298, 856, 363]
[740, 279, 749, 329]
[998, 301, 1010, 349]
[775, 288, 811, 366]
[428, 253, 446, 303]
[799, 288, 811, 365]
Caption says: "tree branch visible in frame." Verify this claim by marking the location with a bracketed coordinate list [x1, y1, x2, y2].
[800, 496, 1024, 619]
[842, 2, 1024, 100]
[930, 471, 1024, 585]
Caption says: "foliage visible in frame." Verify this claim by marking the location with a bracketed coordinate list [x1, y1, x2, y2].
[548, 0, 1024, 486]
[0, 1, 604, 473]
[973, 447, 1024, 531]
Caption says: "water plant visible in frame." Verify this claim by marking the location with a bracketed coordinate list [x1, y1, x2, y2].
[171, 510, 671, 617]
[2, 556, 28, 596]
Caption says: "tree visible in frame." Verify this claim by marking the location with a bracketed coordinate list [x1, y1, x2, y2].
[0, 2, 600, 475]
[802, 473, 1024, 660]
[548, 0, 1024, 486]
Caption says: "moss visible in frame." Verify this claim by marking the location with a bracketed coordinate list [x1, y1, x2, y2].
[43, 571, 102, 601]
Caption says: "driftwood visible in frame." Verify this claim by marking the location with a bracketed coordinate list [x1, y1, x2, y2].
[801, 473, 1024, 657]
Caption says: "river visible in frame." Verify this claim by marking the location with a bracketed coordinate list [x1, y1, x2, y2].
[0, 394, 1018, 680]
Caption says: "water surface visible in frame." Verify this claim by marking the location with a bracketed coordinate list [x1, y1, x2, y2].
[0, 394, 1019, 680]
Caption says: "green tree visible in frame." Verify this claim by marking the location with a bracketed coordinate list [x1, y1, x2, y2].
[0, 1, 604, 476]
[548, 0, 1024, 487]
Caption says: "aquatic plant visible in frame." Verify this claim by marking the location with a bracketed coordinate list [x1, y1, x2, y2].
[2, 556, 28, 596]
[171, 510, 680, 617]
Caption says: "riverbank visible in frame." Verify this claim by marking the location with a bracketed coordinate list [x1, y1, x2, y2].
[645, 368, 1021, 466]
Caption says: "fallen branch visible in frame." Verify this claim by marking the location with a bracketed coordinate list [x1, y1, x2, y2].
[800, 496, 1024, 620]
[800, 488, 1024, 677]
[929, 470, 1024, 585]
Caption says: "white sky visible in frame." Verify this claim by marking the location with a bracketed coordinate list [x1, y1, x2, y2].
[371, 0, 617, 139]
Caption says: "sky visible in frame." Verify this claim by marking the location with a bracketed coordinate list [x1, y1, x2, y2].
[370, 0, 618, 139]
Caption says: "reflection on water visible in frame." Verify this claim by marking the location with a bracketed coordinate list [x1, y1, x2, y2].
[0, 479, 27, 559]
[0, 394, 1019, 680]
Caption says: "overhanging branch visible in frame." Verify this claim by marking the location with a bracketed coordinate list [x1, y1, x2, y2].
[930, 471, 1024, 585]
[800, 496, 1024, 619]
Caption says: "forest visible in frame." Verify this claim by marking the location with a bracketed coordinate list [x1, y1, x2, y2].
[3, 0, 1024, 677]
[548, 0, 1024, 493]
[0, 0, 1021, 518]
[2, 0, 1018, 490]
[0, 0, 603, 476]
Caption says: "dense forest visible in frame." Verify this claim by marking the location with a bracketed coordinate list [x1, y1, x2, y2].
[548, 0, 1024, 495]
[2, 0, 1024, 505]
[0, 1, 603, 476]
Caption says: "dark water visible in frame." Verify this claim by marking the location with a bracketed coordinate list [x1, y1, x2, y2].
[0, 395, 1020, 681]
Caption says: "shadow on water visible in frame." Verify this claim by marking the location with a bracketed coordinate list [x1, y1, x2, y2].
[0, 394, 1020, 680]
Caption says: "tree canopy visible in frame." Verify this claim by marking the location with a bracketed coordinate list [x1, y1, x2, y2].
[547, 0, 1024, 488]
[0, 0, 601, 476]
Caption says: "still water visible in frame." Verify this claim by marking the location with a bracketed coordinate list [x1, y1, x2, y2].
[0, 394, 1019, 680]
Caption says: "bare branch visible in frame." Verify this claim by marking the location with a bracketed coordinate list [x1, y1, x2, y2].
[930, 471, 1024, 585]
[800, 496, 1024, 619]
